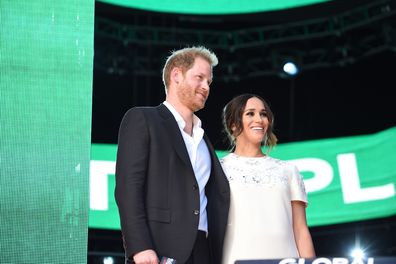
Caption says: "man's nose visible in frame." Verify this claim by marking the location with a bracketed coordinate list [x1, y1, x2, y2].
[202, 81, 210, 90]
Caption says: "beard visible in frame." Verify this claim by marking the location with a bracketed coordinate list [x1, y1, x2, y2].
[177, 82, 208, 112]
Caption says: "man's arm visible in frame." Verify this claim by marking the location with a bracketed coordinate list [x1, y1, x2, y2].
[115, 108, 155, 259]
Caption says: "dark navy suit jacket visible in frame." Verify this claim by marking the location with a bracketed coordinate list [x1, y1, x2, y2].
[115, 104, 230, 263]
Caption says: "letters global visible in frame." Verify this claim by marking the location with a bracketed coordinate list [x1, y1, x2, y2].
[278, 257, 374, 264]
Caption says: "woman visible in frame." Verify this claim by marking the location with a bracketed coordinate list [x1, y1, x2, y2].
[220, 94, 315, 263]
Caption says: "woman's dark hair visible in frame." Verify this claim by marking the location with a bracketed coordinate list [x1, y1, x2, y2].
[222, 93, 278, 152]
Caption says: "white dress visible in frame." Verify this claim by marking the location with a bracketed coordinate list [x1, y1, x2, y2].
[220, 153, 308, 264]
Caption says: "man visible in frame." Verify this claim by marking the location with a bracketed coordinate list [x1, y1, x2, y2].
[115, 46, 230, 264]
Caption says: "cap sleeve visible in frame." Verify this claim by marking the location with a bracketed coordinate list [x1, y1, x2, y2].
[289, 164, 308, 205]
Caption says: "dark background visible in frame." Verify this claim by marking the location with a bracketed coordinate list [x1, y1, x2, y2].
[89, 0, 396, 262]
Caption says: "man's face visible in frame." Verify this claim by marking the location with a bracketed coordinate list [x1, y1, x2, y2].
[177, 57, 213, 112]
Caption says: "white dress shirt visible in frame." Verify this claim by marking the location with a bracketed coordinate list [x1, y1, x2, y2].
[163, 101, 211, 232]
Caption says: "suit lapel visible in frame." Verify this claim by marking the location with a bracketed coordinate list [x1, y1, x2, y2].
[157, 104, 193, 168]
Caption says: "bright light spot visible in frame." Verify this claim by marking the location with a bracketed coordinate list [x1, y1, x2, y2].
[350, 248, 365, 259]
[283, 62, 298, 76]
[103, 256, 114, 264]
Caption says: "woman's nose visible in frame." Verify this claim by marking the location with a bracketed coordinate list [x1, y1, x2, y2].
[254, 114, 262, 122]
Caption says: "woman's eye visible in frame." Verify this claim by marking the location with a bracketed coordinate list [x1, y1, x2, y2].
[260, 112, 267, 117]
[246, 112, 254, 116]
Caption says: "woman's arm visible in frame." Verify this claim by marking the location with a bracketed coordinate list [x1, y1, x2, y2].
[292, 201, 316, 258]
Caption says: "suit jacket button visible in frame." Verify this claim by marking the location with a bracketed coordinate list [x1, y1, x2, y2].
[193, 184, 198, 190]
[193, 210, 200, 215]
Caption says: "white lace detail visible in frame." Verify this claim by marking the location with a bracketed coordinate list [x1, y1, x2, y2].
[220, 153, 306, 193]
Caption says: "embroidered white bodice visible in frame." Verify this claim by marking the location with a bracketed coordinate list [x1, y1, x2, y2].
[220, 153, 308, 263]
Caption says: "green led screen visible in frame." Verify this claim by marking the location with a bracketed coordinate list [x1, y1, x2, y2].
[89, 127, 396, 230]
[98, 0, 331, 15]
[1, 1, 94, 263]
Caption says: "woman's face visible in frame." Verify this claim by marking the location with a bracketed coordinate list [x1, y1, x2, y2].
[235, 97, 269, 146]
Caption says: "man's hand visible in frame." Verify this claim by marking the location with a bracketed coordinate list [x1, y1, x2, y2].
[133, 249, 159, 264]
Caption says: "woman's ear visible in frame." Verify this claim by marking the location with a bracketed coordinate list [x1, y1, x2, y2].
[231, 124, 236, 134]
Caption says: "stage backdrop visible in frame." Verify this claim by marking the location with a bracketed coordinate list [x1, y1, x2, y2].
[98, 0, 330, 15]
[0, 1, 94, 263]
[89, 127, 396, 229]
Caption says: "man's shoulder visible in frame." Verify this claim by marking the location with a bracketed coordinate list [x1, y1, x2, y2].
[130, 105, 157, 111]
[125, 105, 162, 115]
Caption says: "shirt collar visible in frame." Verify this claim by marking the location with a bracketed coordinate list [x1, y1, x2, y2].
[163, 101, 202, 131]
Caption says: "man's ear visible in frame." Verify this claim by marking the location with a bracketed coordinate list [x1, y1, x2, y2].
[171, 67, 182, 85]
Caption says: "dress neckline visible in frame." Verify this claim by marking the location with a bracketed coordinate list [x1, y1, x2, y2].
[230, 152, 268, 159]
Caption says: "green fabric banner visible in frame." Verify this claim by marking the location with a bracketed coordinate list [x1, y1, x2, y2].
[89, 127, 396, 229]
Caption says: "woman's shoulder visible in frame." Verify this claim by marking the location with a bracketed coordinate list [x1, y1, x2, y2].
[219, 153, 234, 163]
